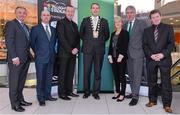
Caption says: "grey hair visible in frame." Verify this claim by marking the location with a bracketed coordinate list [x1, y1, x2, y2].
[125, 5, 136, 13]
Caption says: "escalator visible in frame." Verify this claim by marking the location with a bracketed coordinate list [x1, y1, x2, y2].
[171, 58, 180, 92]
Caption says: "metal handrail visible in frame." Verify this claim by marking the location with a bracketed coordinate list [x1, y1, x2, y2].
[171, 58, 180, 69]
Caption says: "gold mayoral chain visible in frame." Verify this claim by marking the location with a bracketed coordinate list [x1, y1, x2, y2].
[90, 16, 101, 38]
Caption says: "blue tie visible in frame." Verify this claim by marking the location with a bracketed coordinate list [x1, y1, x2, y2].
[21, 23, 29, 39]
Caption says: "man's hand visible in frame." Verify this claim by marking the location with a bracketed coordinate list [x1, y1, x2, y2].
[108, 55, 113, 63]
[151, 53, 164, 61]
[12, 57, 20, 66]
[117, 57, 122, 62]
[72, 48, 79, 55]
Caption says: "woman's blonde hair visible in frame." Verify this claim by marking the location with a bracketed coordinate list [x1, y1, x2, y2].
[114, 15, 122, 22]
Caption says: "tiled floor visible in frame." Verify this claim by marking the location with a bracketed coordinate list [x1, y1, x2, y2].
[0, 87, 180, 114]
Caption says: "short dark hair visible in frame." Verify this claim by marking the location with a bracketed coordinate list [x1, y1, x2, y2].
[15, 6, 27, 13]
[66, 4, 74, 8]
[91, 3, 100, 9]
[149, 9, 161, 18]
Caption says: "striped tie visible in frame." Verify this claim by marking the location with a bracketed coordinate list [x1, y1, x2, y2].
[154, 26, 158, 42]
[45, 25, 51, 41]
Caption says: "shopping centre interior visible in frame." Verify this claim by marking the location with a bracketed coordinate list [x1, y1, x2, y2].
[0, 0, 179, 114]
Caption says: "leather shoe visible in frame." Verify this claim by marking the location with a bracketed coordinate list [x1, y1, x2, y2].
[112, 93, 120, 99]
[39, 101, 45, 106]
[125, 94, 133, 99]
[83, 94, 90, 99]
[117, 95, 125, 102]
[93, 94, 100, 100]
[67, 93, 79, 97]
[46, 97, 57, 101]
[129, 99, 138, 106]
[145, 101, 157, 107]
[12, 105, 25, 112]
[20, 100, 32, 106]
[164, 106, 173, 113]
[59, 95, 71, 100]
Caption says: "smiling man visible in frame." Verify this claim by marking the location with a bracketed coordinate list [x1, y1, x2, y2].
[80, 3, 110, 100]
[143, 9, 175, 113]
[56, 5, 80, 100]
[5, 6, 32, 112]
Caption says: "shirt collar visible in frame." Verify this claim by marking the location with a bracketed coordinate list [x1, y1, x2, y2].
[16, 18, 23, 24]
[41, 22, 50, 27]
[91, 16, 99, 20]
[129, 18, 135, 23]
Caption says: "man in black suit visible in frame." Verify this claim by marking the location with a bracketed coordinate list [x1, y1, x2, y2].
[5, 6, 32, 112]
[80, 3, 110, 100]
[56, 5, 80, 100]
[143, 9, 175, 113]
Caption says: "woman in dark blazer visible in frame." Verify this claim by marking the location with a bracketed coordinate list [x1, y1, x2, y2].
[108, 16, 129, 102]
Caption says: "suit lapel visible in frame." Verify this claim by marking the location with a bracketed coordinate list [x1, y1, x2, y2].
[88, 17, 94, 35]
[14, 19, 29, 40]
[40, 24, 50, 41]
[50, 26, 54, 41]
[131, 19, 138, 36]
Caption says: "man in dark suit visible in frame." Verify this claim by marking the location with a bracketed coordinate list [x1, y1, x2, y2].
[80, 3, 110, 100]
[56, 5, 80, 100]
[123, 5, 147, 106]
[30, 10, 57, 106]
[5, 6, 32, 112]
[143, 9, 175, 113]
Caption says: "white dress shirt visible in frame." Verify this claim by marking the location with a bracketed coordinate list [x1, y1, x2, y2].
[42, 22, 51, 36]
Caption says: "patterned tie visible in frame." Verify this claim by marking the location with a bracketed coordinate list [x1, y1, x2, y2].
[154, 26, 158, 42]
[45, 25, 51, 41]
[128, 22, 132, 36]
[21, 23, 29, 39]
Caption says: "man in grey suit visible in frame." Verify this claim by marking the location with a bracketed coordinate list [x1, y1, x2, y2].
[5, 6, 32, 112]
[124, 5, 147, 106]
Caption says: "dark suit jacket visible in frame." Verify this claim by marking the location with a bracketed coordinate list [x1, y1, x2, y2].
[108, 29, 129, 59]
[5, 19, 30, 63]
[30, 24, 57, 63]
[80, 16, 110, 54]
[143, 23, 175, 62]
[56, 17, 80, 57]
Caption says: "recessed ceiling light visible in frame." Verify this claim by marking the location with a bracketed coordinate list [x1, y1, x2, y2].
[175, 20, 179, 22]
[169, 18, 173, 20]
[170, 22, 174, 24]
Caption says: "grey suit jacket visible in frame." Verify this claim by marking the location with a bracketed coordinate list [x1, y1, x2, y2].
[5, 19, 30, 63]
[124, 19, 147, 59]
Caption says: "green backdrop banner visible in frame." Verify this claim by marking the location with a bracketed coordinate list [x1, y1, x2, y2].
[77, 0, 114, 92]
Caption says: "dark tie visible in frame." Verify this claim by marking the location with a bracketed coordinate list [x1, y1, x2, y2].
[128, 22, 132, 36]
[45, 25, 51, 41]
[21, 23, 29, 38]
[70, 21, 74, 32]
[154, 26, 158, 42]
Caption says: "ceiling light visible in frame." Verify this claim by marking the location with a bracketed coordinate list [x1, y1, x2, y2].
[169, 18, 173, 20]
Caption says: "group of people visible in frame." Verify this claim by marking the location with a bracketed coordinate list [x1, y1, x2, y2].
[5, 2, 175, 113]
